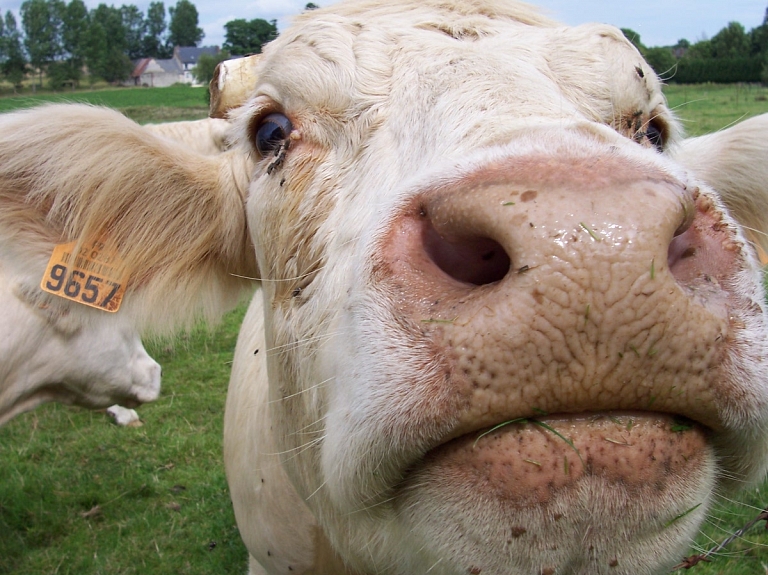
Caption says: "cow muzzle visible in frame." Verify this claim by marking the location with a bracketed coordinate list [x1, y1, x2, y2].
[349, 134, 768, 573]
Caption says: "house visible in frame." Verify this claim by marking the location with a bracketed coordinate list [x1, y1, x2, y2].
[174, 46, 220, 85]
[129, 46, 220, 88]
[130, 57, 183, 88]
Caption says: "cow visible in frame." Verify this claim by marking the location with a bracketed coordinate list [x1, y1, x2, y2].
[0, 113, 251, 426]
[143, 117, 235, 155]
[0, 262, 162, 426]
[2, 1, 768, 574]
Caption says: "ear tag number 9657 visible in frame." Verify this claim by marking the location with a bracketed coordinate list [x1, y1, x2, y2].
[40, 241, 128, 313]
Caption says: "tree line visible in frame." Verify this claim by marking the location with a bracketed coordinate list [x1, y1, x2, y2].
[192, 3, 318, 86]
[0, 0, 206, 89]
[8, 3, 765, 92]
[0, 0, 318, 89]
[624, 7, 768, 84]
[0, 0, 286, 91]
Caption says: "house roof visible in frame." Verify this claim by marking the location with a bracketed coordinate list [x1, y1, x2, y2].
[155, 58, 183, 73]
[174, 46, 220, 65]
[131, 58, 150, 78]
[131, 57, 183, 78]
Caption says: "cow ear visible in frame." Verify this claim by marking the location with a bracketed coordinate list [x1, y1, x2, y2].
[0, 104, 257, 335]
[670, 114, 768, 261]
[209, 55, 261, 119]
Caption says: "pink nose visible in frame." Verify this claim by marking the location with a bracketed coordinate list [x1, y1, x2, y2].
[379, 144, 741, 434]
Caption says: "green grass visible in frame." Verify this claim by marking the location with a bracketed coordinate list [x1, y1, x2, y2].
[0, 85, 210, 123]
[2, 84, 768, 574]
[664, 83, 768, 136]
[0, 305, 249, 575]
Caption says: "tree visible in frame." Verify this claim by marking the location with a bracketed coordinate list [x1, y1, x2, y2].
[86, 3, 132, 84]
[223, 18, 277, 55]
[192, 49, 229, 86]
[621, 28, 647, 55]
[684, 39, 713, 60]
[751, 23, 768, 56]
[121, 4, 146, 60]
[305, 2, 319, 9]
[60, 0, 90, 86]
[1, 11, 27, 92]
[643, 47, 676, 78]
[168, 0, 203, 47]
[142, 1, 169, 57]
[21, 0, 65, 87]
[710, 21, 750, 59]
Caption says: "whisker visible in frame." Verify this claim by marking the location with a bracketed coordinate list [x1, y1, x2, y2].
[739, 224, 768, 240]
[266, 330, 344, 354]
[266, 435, 325, 461]
[270, 377, 334, 403]
[306, 480, 327, 501]
[295, 414, 327, 434]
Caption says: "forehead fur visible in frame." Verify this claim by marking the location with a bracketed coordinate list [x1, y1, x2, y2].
[292, 0, 557, 28]
[240, 0, 673, 164]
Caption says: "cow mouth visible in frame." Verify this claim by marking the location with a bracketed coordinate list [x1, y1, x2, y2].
[390, 411, 713, 575]
[410, 411, 710, 507]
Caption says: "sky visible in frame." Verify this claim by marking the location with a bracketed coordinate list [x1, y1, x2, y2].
[1, 0, 766, 50]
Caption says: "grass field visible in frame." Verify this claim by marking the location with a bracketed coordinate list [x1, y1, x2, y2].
[0, 84, 210, 123]
[2, 83, 768, 574]
[664, 83, 768, 137]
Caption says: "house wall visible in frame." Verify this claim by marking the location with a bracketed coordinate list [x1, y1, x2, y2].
[137, 72, 183, 88]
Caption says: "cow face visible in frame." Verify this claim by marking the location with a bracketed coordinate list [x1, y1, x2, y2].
[0, 281, 161, 426]
[232, 1, 768, 573]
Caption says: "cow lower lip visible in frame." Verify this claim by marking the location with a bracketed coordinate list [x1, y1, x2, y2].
[394, 413, 714, 574]
[415, 412, 709, 506]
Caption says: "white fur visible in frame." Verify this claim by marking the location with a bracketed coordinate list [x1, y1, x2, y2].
[670, 113, 768, 256]
[143, 118, 235, 155]
[0, 114, 243, 425]
[0, 264, 161, 426]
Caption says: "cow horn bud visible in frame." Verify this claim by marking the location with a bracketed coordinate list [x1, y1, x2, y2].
[209, 55, 261, 119]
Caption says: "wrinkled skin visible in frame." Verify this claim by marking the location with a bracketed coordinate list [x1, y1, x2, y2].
[217, 1, 768, 574]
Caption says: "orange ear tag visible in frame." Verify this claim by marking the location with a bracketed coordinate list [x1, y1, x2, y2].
[40, 239, 128, 312]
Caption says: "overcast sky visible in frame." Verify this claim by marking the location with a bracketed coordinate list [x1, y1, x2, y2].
[1, 0, 766, 50]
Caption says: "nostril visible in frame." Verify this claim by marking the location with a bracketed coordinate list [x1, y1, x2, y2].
[668, 228, 697, 278]
[667, 191, 738, 288]
[673, 196, 696, 238]
[421, 214, 511, 286]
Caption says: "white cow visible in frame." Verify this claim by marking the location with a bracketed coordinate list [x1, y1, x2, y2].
[3, 1, 768, 574]
[0, 265, 161, 426]
[0, 115, 246, 426]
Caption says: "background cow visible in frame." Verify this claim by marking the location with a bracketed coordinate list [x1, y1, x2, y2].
[0, 115, 247, 426]
[2, 1, 768, 574]
[0, 262, 161, 426]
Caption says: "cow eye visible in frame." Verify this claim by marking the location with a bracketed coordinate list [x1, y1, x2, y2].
[253, 113, 293, 157]
[645, 120, 664, 151]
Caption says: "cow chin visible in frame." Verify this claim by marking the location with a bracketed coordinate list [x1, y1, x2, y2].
[391, 413, 714, 575]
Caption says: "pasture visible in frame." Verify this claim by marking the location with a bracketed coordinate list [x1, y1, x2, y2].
[1, 83, 768, 575]
[0, 85, 209, 124]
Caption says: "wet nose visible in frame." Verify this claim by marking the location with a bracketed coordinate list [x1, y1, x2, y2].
[388, 151, 698, 300]
[380, 144, 738, 432]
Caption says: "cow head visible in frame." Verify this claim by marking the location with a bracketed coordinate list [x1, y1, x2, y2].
[222, 1, 768, 573]
[0, 282, 161, 426]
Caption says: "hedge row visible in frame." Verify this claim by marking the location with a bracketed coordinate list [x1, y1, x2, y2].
[669, 56, 764, 84]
